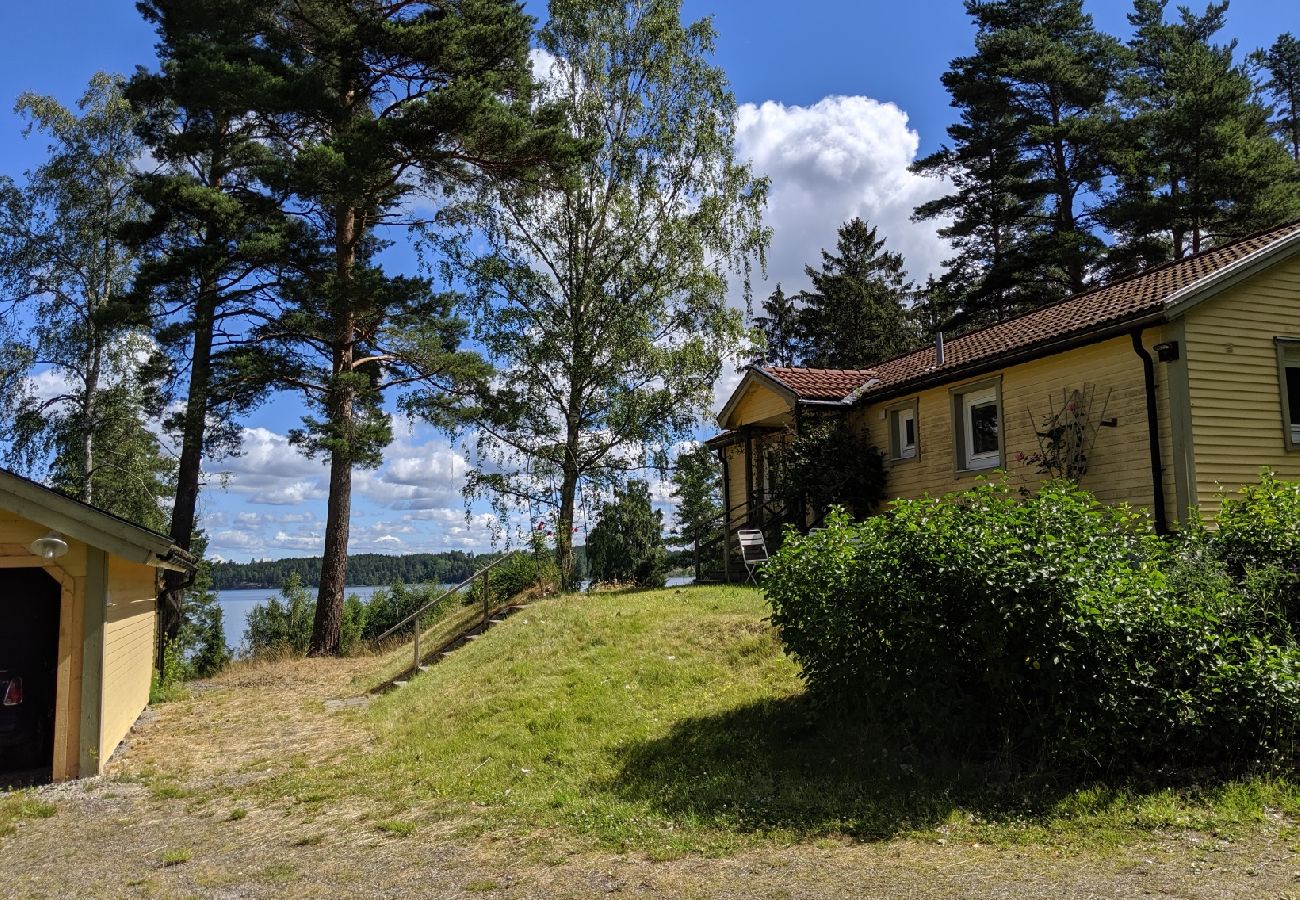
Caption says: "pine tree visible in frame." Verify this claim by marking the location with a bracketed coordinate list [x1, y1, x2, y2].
[913, 34, 1051, 329]
[967, 0, 1121, 296]
[126, 0, 294, 653]
[914, 0, 1120, 328]
[1101, 0, 1300, 274]
[1253, 33, 1300, 162]
[796, 218, 917, 369]
[226, 0, 572, 654]
[752, 284, 801, 366]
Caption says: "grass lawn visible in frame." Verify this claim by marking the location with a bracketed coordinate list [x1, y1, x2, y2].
[265, 584, 1300, 857]
[5, 583, 1300, 898]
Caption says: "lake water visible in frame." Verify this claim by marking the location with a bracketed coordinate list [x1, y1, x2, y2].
[216, 575, 694, 653]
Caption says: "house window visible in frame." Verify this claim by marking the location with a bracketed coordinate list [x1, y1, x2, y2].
[1277, 338, 1300, 448]
[954, 382, 1002, 471]
[889, 402, 918, 460]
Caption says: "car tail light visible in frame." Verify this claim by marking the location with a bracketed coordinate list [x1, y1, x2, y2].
[2, 677, 21, 706]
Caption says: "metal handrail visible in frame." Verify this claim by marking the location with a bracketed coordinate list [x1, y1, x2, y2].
[373, 550, 522, 644]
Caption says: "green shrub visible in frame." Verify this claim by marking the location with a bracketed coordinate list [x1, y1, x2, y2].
[764, 478, 1300, 775]
[490, 544, 559, 602]
[243, 573, 366, 657]
[1210, 470, 1300, 634]
[150, 637, 189, 703]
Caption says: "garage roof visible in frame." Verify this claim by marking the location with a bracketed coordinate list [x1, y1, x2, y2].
[0, 468, 195, 572]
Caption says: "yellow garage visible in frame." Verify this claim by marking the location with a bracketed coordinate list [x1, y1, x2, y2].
[0, 468, 193, 784]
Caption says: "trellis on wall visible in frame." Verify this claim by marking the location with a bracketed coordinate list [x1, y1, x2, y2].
[1022, 384, 1113, 482]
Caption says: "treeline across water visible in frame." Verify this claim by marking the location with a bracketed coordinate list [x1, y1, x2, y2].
[211, 552, 492, 590]
[212, 547, 591, 590]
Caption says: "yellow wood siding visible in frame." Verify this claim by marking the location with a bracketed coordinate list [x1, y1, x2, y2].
[852, 331, 1176, 522]
[1183, 254, 1300, 518]
[726, 380, 791, 428]
[99, 556, 156, 767]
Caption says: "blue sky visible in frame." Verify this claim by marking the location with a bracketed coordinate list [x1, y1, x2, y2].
[0, 1, 1292, 561]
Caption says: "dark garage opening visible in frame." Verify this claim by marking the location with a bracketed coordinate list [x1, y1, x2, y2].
[0, 568, 60, 786]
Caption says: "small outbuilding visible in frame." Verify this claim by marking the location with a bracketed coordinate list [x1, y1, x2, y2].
[0, 468, 193, 784]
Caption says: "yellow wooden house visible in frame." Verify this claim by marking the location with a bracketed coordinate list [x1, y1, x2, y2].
[0, 468, 194, 783]
[710, 220, 1300, 554]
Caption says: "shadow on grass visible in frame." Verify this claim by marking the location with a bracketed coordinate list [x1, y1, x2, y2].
[605, 694, 1161, 841]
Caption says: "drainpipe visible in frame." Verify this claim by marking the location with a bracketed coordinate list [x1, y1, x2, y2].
[1131, 329, 1169, 535]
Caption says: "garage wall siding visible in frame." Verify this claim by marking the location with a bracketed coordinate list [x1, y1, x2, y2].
[99, 556, 156, 767]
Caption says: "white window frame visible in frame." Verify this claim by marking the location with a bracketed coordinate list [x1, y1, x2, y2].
[953, 380, 1003, 472]
[888, 401, 918, 461]
[1276, 337, 1300, 450]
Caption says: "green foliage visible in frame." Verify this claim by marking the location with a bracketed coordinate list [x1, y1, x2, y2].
[1102, 0, 1300, 275]
[772, 419, 887, 523]
[764, 479, 1300, 775]
[0, 74, 174, 525]
[442, 0, 767, 587]
[1253, 33, 1300, 162]
[490, 531, 560, 602]
[795, 217, 919, 369]
[150, 638, 190, 704]
[913, 0, 1119, 329]
[752, 284, 800, 367]
[1207, 471, 1300, 633]
[914, 0, 1300, 331]
[177, 532, 231, 679]
[245, 573, 328, 657]
[587, 481, 668, 588]
[668, 443, 723, 576]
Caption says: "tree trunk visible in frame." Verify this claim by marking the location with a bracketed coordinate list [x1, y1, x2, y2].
[80, 338, 102, 505]
[158, 275, 218, 665]
[310, 438, 352, 655]
[555, 463, 579, 591]
[309, 202, 358, 656]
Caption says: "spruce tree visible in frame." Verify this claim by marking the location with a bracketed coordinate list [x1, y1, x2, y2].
[753, 284, 801, 366]
[586, 481, 667, 589]
[668, 443, 722, 580]
[1253, 33, 1300, 162]
[796, 218, 917, 369]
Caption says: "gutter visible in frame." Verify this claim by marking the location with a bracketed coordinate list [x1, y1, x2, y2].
[1131, 329, 1169, 535]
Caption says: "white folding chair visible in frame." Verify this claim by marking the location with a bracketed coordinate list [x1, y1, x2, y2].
[736, 529, 769, 585]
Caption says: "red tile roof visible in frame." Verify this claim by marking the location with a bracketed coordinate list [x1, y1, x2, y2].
[763, 366, 878, 400]
[759, 219, 1300, 405]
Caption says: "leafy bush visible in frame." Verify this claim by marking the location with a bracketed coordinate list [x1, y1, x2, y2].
[150, 637, 189, 703]
[491, 531, 560, 602]
[772, 418, 887, 523]
[764, 478, 1300, 775]
[1209, 470, 1300, 633]
[243, 573, 366, 657]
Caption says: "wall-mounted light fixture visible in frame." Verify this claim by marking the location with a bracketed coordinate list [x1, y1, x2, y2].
[29, 531, 69, 561]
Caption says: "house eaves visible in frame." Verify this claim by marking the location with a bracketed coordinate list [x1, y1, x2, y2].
[0, 469, 196, 572]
